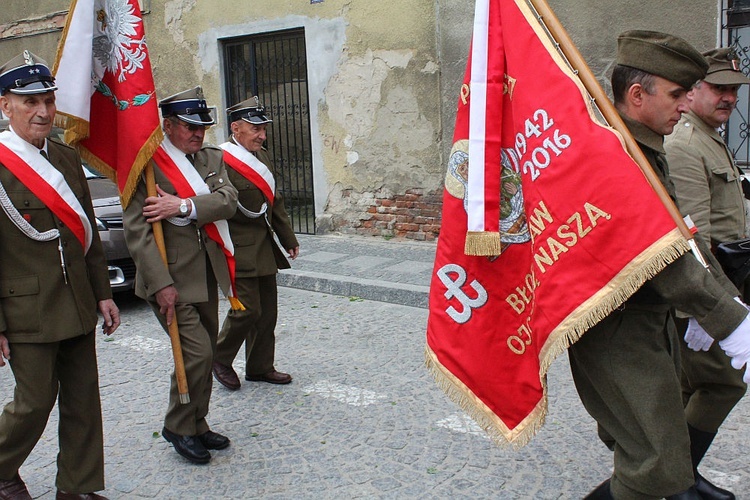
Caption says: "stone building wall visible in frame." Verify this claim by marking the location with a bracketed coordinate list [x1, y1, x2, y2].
[0, 0, 722, 241]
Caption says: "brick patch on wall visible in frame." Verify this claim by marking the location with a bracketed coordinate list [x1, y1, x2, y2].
[352, 188, 442, 241]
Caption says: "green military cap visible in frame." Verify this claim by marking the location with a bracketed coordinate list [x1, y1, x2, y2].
[702, 48, 750, 86]
[616, 30, 708, 89]
[227, 96, 272, 124]
[0, 50, 57, 95]
[159, 86, 216, 125]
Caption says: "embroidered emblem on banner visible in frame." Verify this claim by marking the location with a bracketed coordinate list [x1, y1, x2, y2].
[437, 263, 488, 324]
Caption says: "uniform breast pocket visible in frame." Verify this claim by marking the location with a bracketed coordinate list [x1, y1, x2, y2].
[4, 190, 56, 235]
[232, 233, 258, 248]
[205, 175, 227, 193]
[710, 163, 739, 183]
[0, 275, 41, 333]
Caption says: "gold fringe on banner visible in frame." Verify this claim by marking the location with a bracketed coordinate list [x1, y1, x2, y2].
[464, 231, 502, 256]
[117, 127, 164, 209]
[539, 229, 689, 373]
[425, 345, 547, 449]
[426, 229, 690, 448]
[78, 126, 163, 210]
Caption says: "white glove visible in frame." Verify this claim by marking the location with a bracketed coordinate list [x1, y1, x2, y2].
[684, 318, 714, 352]
[718, 313, 750, 384]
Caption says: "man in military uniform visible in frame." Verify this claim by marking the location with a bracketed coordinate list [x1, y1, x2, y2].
[124, 87, 237, 464]
[0, 51, 119, 500]
[570, 32, 750, 499]
[212, 97, 299, 390]
[665, 47, 750, 500]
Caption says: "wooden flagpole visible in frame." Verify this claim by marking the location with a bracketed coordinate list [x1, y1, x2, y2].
[527, 0, 695, 244]
[145, 161, 190, 404]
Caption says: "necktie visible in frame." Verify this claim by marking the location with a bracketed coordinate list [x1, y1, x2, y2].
[186, 154, 195, 165]
[40, 150, 49, 161]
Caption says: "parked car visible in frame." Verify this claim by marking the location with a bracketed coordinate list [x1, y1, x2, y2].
[83, 165, 136, 293]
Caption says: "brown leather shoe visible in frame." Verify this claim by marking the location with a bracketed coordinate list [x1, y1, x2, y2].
[0, 475, 31, 500]
[56, 491, 108, 500]
[245, 369, 292, 384]
[212, 361, 241, 390]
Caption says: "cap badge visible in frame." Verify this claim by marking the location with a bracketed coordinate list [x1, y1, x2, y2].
[732, 59, 740, 72]
[23, 50, 33, 66]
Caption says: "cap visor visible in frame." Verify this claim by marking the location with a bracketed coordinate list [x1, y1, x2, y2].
[10, 81, 57, 95]
[179, 112, 216, 126]
[243, 115, 272, 125]
[704, 70, 750, 86]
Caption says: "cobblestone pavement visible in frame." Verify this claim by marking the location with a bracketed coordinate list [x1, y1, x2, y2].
[2, 234, 750, 499]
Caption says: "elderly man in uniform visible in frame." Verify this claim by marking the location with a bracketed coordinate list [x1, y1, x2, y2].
[665, 48, 750, 500]
[570, 32, 750, 500]
[212, 97, 299, 390]
[124, 87, 237, 464]
[0, 51, 119, 500]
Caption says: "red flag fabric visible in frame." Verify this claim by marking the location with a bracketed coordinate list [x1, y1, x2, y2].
[425, 0, 690, 447]
[53, 0, 162, 209]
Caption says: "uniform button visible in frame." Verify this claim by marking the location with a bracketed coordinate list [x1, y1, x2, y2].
[23, 200, 29, 207]
[219, 178, 224, 183]
[9, 289, 14, 294]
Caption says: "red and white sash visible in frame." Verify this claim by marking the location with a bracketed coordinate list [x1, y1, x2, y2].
[152, 137, 244, 310]
[0, 130, 93, 254]
[220, 140, 275, 204]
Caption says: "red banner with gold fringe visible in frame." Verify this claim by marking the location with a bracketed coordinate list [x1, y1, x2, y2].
[53, 0, 162, 209]
[425, 0, 689, 447]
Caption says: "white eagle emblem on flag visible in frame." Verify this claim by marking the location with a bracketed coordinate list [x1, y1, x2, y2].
[92, 0, 146, 83]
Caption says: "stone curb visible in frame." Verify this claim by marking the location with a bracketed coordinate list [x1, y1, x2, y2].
[277, 268, 429, 308]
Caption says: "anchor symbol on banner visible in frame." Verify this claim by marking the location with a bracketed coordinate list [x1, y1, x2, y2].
[437, 264, 488, 324]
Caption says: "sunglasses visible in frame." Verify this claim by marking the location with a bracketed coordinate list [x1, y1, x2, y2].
[170, 119, 207, 132]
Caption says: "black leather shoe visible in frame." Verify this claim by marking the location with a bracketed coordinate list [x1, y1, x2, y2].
[245, 370, 292, 384]
[56, 491, 108, 500]
[665, 485, 702, 499]
[584, 479, 613, 499]
[0, 475, 31, 500]
[198, 430, 230, 450]
[694, 472, 735, 500]
[162, 427, 211, 464]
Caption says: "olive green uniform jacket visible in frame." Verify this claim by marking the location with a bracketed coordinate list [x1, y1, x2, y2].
[666, 110, 747, 245]
[0, 136, 111, 492]
[215, 143, 298, 373]
[665, 110, 747, 433]
[226, 146, 298, 278]
[568, 115, 747, 499]
[124, 143, 237, 436]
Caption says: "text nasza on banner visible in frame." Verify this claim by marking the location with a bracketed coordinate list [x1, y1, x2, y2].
[425, 0, 689, 447]
[53, 0, 163, 208]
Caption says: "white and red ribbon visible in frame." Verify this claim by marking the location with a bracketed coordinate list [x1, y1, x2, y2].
[219, 140, 276, 205]
[152, 137, 244, 310]
[0, 130, 92, 254]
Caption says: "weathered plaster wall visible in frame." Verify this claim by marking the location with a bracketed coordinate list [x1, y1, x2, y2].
[0, 0, 724, 238]
[146, 0, 442, 236]
[437, 0, 720, 165]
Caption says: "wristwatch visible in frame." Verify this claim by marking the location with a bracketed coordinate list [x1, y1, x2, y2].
[179, 198, 189, 216]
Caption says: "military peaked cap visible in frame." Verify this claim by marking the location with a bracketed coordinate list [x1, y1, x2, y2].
[227, 96, 272, 125]
[0, 50, 57, 95]
[616, 30, 708, 89]
[703, 48, 750, 86]
[159, 86, 216, 126]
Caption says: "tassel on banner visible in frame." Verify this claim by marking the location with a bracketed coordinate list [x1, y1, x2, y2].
[227, 296, 246, 311]
[464, 230, 502, 256]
